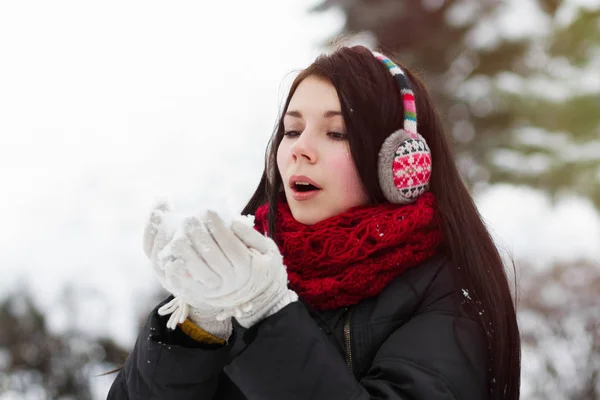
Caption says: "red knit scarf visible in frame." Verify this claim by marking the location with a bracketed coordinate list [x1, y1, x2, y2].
[254, 192, 443, 310]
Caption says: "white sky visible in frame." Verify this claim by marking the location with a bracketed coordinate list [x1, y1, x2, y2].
[0, 0, 343, 345]
[0, 1, 599, 398]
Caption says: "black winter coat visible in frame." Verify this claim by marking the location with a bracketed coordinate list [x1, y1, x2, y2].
[108, 256, 489, 399]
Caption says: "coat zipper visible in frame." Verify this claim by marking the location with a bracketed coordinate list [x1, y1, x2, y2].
[343, 309, 353, 373]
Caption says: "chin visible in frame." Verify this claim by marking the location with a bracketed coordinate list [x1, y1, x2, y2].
[288, 204, 329, 225]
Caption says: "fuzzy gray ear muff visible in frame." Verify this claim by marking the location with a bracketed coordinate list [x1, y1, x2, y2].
[372, 51, 433, 204]
[378, 129, 432, 204]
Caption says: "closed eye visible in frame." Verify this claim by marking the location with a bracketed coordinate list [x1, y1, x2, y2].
[283, 130, 348, 140]
[328, 131, 348, 140]
[283, 130, 300, 138]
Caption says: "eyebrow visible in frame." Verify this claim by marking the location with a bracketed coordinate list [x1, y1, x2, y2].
[285, 110, 343, 118]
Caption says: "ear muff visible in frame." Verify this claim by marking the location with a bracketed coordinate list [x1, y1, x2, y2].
[378, 129, 432, 204]
[372, 51, 432, 204]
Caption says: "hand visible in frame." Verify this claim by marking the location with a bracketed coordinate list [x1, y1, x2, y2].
[142, 202, 232, 339]
[142, 200, 187, 330]
[157, 297, 231, 340]
[177, 210, 297, 328]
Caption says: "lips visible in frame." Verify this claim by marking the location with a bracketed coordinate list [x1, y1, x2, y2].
[289, 175, 322, 190]
[289, 175, 322, 201]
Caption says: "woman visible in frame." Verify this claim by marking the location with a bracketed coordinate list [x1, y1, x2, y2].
[108, 45, 521, 399]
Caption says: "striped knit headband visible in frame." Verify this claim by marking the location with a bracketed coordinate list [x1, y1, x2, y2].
[371, 50, 432, 205]
[371, 51, 418, 136]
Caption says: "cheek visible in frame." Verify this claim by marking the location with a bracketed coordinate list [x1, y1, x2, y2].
[329, 151, 364, 193]
[276, 142, 289, 172]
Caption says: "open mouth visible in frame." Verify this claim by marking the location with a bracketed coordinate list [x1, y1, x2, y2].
[293, 182, 321, 192]
[289, 176, 322, 199]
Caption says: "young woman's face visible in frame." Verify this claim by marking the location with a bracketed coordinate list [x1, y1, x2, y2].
[277, 75, 369, 225]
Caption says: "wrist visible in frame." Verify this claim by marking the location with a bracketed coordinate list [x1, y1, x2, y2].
[188, 309, 233, 341]
[179, 319, 228, 345]
[237, 288, 298, 328]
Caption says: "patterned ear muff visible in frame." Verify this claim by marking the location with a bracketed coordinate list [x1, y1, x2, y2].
[372, 51, 432, 204]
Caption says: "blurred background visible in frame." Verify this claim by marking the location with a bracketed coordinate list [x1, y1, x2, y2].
[0, 0, 599, 398]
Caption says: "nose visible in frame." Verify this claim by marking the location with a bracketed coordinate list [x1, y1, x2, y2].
[291, 132, 317, 164]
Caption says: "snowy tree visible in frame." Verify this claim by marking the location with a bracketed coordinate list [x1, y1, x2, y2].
[0, 290, 129, 399]
[313, 0, 600, 207]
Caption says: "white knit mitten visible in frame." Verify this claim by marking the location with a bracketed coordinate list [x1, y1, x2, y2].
[142, 201, 232, 338]
[178, 211, 298, 328]
[158, 297, 232, 340]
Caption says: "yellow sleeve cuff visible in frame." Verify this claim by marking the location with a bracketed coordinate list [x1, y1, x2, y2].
[179, 319, 226, 345]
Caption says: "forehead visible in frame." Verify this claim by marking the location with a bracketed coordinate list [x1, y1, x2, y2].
[287, 75, 341, 113]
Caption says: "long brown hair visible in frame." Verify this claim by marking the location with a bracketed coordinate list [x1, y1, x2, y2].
[242, 45, 521, 399]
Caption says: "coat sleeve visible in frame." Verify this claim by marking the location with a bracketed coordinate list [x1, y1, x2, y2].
[107, 298, 234, 400]
[224, 299, 488, 400]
